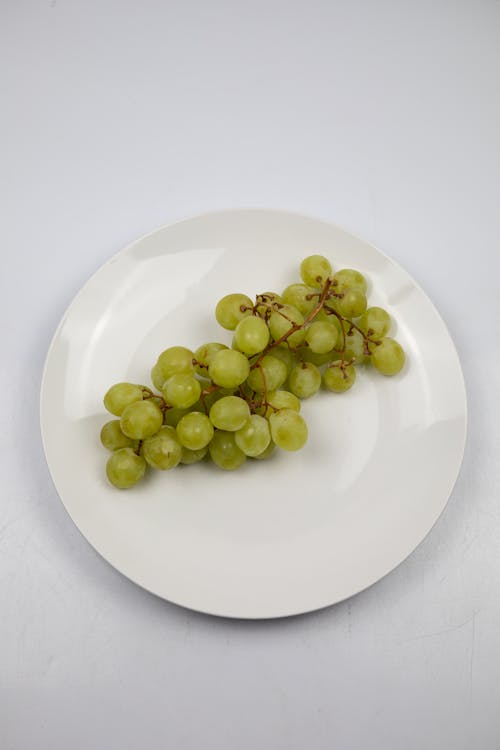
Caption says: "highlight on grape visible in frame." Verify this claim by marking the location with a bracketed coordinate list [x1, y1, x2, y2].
[100, 254, 406, 488]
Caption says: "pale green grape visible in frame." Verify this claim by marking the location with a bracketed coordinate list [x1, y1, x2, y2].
[359, 307, 391, 339]
[120, 400, 163, 439]
[215, 293, 253, 330]
[269, 409, 308, 451]
[324, 362, 356, 392]
[100, 420, 137, 451]
[266, 345, 295, 374]
[289, 362, 321, 399]
[300, 348, 335, 366]
[151, 363, 166, 391]
[269, 305, 305, 347]
[209, 396, 250, 431]
[104, 382, 143, 416]
[194, 342, 228, 376]
[208, 430, 247, 470]
[156, 346, 194, 381]
[255, 292, 282, 318]
[234, 316, 270, 355]
[246, 355, 288, 393]
[142, 426, 182, 470]
[370, 337, 406, 375]
[264, 389, 301, 416]
[208, 349, 250, 388]
[234, 415, 271, 457]
[339, 323, 369, 364]
[106, 447, 146, 488]
[180, 445, 208, 465]
[336, 288, 367, 318]
[162, 374, 201, 409]
[253, 441, 276, 460]
[163, 406, 189, 427]
[333, 268, 367, 294]
[305, 320, 338, 353]
[176, 411, 214, 450]
[300, 255, 332, 287]
[281, 283, 317, 316]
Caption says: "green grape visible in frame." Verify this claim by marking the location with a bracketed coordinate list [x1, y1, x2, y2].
[370, 337, 406, 375]
[340, 324, 369, 364]
[194, 342, 228, 376]
[163, 406, 189, 427]
[289, 362, 321, 399]
[156, 346, 194, 381]
[246, 355, 288, 393]
[269, 409, 308, 451]
[104, 382, 144, 416]
[176, 411, 214, 450]
[235, 415, 271, 457]
[269, 305, 305, 347]
[142, 426, 182, 470]
[209, 396, 250, 431]
[299, 348, 335, 366]
[281, 283, 317, 316]
[180, 445, 208, 465]
[333, 268, 367, 294]
[151, 363, 166, 391]
[336, 288, 367, 318]
[162, 373, 201, 409]
[261, 389, 301, 418]
[359, 307, 391, 339]
[266, 345, 295, 374]
[106, 447, 146, 489]
[234, 316, 270, 355]
[120, 400, 163, 439]
[300, 255, 332, 287]
[208, 349, 250, 389]
[324, 362, 356, 392]
[215, 293, 253, 330]
[208, 430, 247, 470]
[255, 292, 282, 318]
[305, 320, 338, 353]
[252, 441, 276, 460]
[100, 420, 137, 451]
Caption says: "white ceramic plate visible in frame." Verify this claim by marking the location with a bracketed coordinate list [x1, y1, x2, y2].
[40, 210, 467, 619]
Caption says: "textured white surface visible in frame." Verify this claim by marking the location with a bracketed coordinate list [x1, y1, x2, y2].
[1, 0, 499, 747]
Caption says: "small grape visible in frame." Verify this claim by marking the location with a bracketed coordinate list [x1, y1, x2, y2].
[300, 255, 332, 287]
[151, 363, 166, 391]
[269, 409, 308, 451]
[266, 345, 295, 374]
[252, 441, 276, 460]
[208, 349, 250, 389]
[305, 320, 338, 354]
[300, 348, 335, 366]
[359, 307, 391, 339]
[180, 445, 208, 465]
[281, 283, 317, 316]
[336, 288, 367, 318]
[106, 447, 146, 489]
[163, 406, 189, 427]
[120, 400, 163, 439]
[156, 346, 194, 381]
[162, 374, 201, 409]
[209, 396, 250, 431]
[246, 355, 288, 393]
[289, 362, 321, 399]
[339, 323, 369, 364]
[269, 305, 305, 347]
[255, 292, 282, 318]
[194, 342, 228, 376]
[104, 383, 143, 416]
[176, 411, 214, 450]
[234, 415, 271, 457]
[208, 430, 247, 470]
[234, 316, 270, 355]
[333, 268, 367, 294]
[324, 362, 356, 392]
[142, 426, 182, 470]
[370, 338, 406, 375]
[215, 293, 253, 330]
[100, 420, 137, 451]
[264, 389, 301, 416]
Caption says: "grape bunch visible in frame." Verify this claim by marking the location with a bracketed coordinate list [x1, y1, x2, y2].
[100, 254, 406, 488]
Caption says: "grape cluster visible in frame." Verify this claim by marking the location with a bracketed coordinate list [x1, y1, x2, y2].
[100, 254, 406, 488]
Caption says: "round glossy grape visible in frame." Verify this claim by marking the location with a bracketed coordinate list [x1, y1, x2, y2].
[235, 415, 271, 457]
[208, 349, 250, 389]
[333, 268, 367, 294]
[300, 255, 332, 287]
[370, 338, 406, 375]
[265, 389, 301, 415]
[266, 345, 295, 374]
[106, 448, 146, 489]
[305, 320, 338, 353]
[100, 420, 137, 451]
[120, 400, 163, 439]
[336, 288, 367, 318]
[246, 355, 287, 393]
[150, 363, 166, 391]
[176, 411, 214, 450]
[156, 346, 194, 382]
[162, 374, 201, 409]
[209, 396, 250, 431]
[269, 305, 305, 347]
[281, 283, 316, 316]
[208, 430, 247, 470]
[300, 348, 335, 366]
[215, 293, 253, 330]
[194, 342, 228, 376]
[104, 382, 143, 416]
[338, 323, 369, 364]
[255, 292, 282, 318]
[180, 445, 208, 465]
[324, 362, 356, 392]
[359, 307, 391, 339]
[234, 316, 270, 355]
[288, 362, 321, 399]
[269, 410, 308, 451]
[142, 426, 182, 470]
[252, 441, 276, 460]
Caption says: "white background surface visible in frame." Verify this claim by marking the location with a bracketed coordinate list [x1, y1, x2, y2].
[1, 1, 499, 747]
